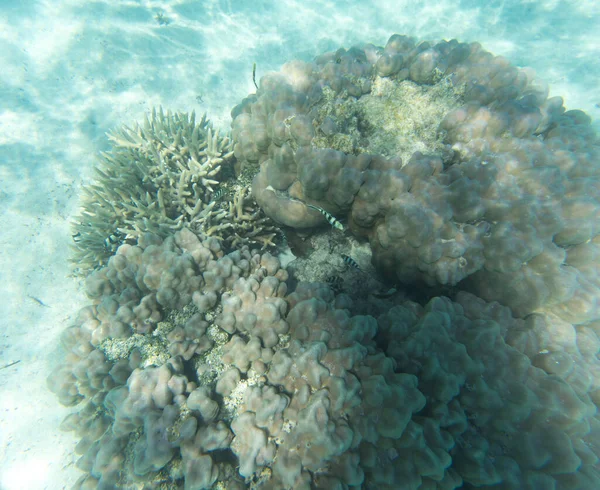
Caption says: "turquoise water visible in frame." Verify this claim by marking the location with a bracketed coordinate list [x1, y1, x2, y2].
[1, 1, 599, 488]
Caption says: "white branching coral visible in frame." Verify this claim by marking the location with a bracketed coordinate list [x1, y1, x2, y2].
[71, 107, 278, 275]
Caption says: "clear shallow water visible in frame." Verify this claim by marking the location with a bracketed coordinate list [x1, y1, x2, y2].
[0, 1, 599, 488]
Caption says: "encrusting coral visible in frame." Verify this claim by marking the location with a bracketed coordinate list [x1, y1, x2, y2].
[71, 107, 278, 275]
[49, 34, 600, 490]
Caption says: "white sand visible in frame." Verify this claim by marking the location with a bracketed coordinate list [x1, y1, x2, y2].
[1, 1, 598, 488]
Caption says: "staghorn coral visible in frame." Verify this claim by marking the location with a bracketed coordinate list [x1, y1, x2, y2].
[71, 107, 278, 276]
[201, 184, 279, 252]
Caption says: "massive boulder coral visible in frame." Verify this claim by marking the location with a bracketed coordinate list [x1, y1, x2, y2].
[51, 227, 288, 488]
[231, 34, 600, 326]
[49, 225, 600, 489]
[376, 293, 600, 489]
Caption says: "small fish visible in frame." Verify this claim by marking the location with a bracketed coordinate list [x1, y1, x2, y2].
[371, 287, 398, 298]
[341, 254, 360, 271]
[325, 275, 343, 293]
[252, 62, 259, 90]
[212, 188, 226, 201]
[104, 230, 124, 252]
[28, 295, 50, 307]
[0, 360, 20, 371]
[105, 234, 120, 246]
[306, 203, 344, 231]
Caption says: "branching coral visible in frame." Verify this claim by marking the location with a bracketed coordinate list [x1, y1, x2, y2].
[71, 107, 233, 273]
[71, 107, 278, 276]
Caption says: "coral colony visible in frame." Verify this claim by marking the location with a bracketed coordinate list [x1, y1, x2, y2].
[51, 35, 600, 489]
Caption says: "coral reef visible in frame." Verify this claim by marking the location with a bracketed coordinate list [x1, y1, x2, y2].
[71, 107, 277, 275]
[376, 293, 600, 489]
[50, 34, 600, 490]
[50, 227, 600, 489]
[231, 34, 600, 327]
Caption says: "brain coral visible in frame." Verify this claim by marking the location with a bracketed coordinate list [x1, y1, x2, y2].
[231, 34, 600, 327]
[50, 33, 600, 490]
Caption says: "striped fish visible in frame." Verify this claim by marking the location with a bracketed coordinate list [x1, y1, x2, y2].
[341, 254, 361, 271]
[326, 274, 343, 292]
[212, 188, 226, 201]
[104, 230, 125, 252]
[305, 203, 344, 231]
